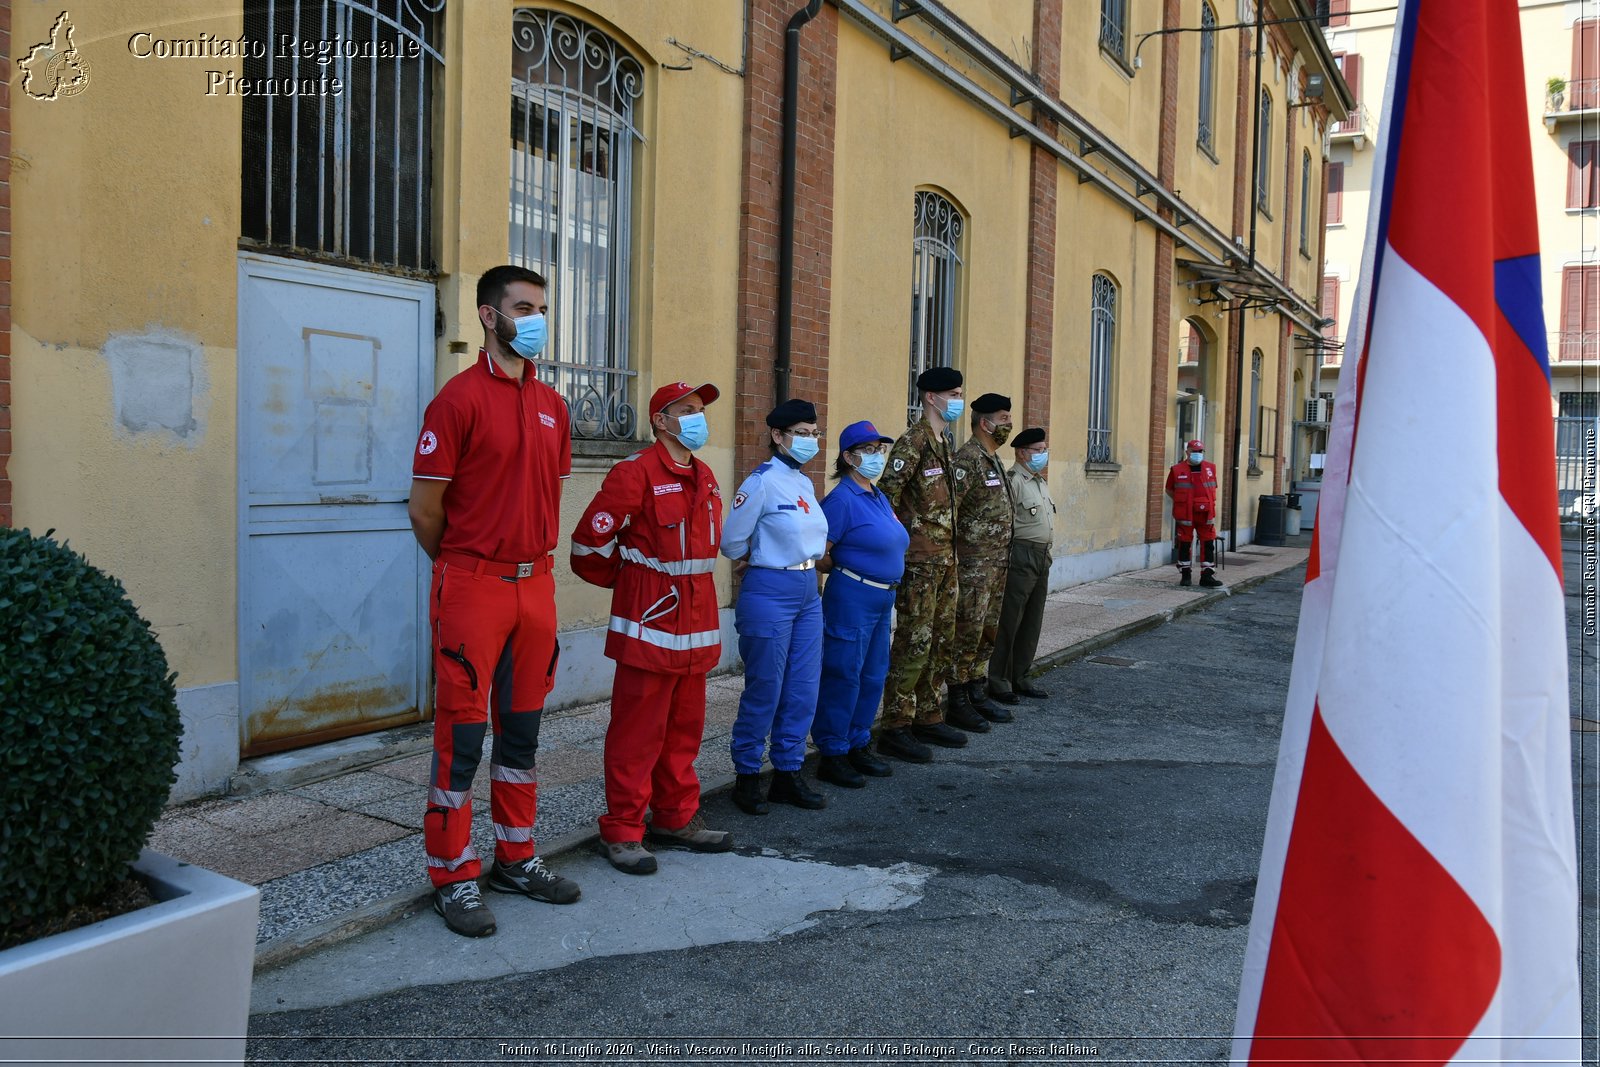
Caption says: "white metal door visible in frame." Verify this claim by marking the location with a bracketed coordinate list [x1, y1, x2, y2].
[237, 254, 432, 756]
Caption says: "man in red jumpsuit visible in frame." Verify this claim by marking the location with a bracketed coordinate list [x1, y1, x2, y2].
[409, 265, 581, 939]
[571, 382, 735, 875]
[1165, 439, 1223, 588]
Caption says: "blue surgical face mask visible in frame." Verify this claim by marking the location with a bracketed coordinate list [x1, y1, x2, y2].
[785, 434, 820, 465]
[669, 411, 709, 451]
[855, 452, 887, 480]
[938, 396, 965, 423]
[492, 308, 548, 359]
[1189, 452, 1204, 464]
[1027, 451, 1048, 473]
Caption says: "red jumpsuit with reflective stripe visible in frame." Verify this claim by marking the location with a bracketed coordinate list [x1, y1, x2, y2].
[1165, 459, 1219, 571]
[571, 440, 722, 842]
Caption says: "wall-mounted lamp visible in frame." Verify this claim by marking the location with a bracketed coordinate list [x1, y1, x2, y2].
[1289, 73, 1326, 108]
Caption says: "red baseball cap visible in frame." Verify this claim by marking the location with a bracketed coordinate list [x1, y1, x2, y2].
[1185, 439, 1205, 452]
[649, 381, 721, 416]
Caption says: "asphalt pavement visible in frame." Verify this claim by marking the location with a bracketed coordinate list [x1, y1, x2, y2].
[248, 565, 1600, 1066]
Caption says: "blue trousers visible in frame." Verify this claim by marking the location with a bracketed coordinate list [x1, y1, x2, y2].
[811, 570, 896, 756]
[731, 567, 823, 773]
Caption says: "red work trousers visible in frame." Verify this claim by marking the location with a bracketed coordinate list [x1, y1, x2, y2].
[425, 557, 558, 888]
[1175, 521, 1219, 570]
[599, 664, 707, 843]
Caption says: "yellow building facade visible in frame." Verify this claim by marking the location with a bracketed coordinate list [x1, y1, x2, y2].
[7, 0, 1343, 800]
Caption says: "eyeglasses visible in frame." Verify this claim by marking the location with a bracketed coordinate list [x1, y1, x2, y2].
[786, 429, 822, 439]
[850, 444, 888, 456]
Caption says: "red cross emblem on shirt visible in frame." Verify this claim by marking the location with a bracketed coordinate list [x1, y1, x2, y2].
[797, 496, 810, 514]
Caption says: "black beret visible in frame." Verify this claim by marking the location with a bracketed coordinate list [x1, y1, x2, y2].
[971, 393, 1011, 414]
[1011, 427, 1046, 448]
[766, 398, 817, 428]
[916, 366, 963, 392]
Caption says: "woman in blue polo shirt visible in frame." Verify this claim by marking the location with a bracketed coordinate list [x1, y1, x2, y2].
[811, 420, 911, 789]
[721, 398, 831, 815]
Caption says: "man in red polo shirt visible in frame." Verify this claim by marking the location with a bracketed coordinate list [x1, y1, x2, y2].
[408, 264, 580, 938]
[571, 382, 734, 875]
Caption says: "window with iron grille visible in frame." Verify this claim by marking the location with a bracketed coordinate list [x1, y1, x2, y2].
[510, 8, 644, 441]
[1198, 4, 1217, 153]
[240, 0, 443, 272]
[1248, 349, 1263, 469]
[909, 190, 965, 425]
[1299, 150, 1312, 255]
[1088, 274, 1117, 464]
[1100, 0, 1128, 62]
[1256, 89, 1273, 215]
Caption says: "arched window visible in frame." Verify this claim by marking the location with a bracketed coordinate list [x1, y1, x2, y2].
[1088, 274, 1118, 463]
[1256, 89, 1273, 214]
[1249, 349, 1264, 470]
[1299, 150, 1313, 255]
[1197, 4, 1217, 153]
[510, 9, 644, 440]
[909, 189, 965, 424]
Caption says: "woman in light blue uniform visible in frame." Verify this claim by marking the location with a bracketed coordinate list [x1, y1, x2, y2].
[812, 421, 910, 789]
[721, 398, 830, 814]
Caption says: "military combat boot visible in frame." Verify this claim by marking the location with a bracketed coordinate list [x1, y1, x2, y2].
[732, 773, 769, 815]
[945, 685, 991, 733]
[969, 680, 1012, 723]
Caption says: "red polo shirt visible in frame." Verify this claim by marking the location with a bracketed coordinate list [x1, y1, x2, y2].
[413, 350, 571, 561]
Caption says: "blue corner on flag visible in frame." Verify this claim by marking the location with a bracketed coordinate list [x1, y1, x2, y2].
[1493, 254, 1550, 379]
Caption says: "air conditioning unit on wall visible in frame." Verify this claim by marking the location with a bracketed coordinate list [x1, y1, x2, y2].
[1305, 397, 1332, 423]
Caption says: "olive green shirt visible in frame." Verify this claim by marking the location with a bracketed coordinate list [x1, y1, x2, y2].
[952, 436, 1014, 560]
[1007, 464, 1055, 546]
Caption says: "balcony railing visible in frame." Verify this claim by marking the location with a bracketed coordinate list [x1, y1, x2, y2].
[1332, 102, 1374, 141]
[1555, 330, 1600, 363]
[1547, 77, 1600, 113]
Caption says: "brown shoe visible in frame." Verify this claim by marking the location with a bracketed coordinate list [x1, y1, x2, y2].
[602, 839, 658, 875]
[646, 812, 734, 853]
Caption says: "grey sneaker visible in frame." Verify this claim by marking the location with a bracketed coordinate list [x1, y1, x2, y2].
[487, 855, 581, 904]
[645, 812, 735, 853]
[602, 839, 659, 875]
[433, 880, 497, 938]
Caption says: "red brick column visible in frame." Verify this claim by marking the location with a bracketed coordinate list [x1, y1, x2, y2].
[0, 0, 11, 528]
[1275, 73, 1297, 495]
[1142, 0, 1182, 542]
[1022, 0, 1061, 436]
[735, 0, 837, 492]
[1223, 12, 1256, 529]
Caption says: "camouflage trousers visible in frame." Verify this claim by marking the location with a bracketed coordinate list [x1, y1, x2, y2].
[881, 555, 958, 729]
[954, 552, 1009, 684]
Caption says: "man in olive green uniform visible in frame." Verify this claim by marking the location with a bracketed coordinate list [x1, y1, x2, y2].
[875, 366, 969, 763]
[988, 427, 1056, 705]
[950, 393, 1015, 729]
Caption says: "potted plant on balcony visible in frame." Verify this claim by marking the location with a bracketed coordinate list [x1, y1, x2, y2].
[1548, 76, 1567, 111]
[0, 527, 260, 1065]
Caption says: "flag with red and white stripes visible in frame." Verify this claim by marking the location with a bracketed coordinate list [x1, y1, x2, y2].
[1232, 2, 1581, 1064]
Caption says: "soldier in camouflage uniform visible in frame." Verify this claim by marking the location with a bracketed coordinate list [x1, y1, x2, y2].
[950, 393, 1015, 729]
[874, 366, 970, 762]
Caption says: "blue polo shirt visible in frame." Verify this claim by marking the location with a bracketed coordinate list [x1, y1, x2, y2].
[821, 478, 910, 584]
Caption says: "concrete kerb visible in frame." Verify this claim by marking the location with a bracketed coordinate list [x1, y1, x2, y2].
[251, 551, 1307, 973]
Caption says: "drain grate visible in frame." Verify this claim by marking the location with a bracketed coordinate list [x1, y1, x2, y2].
[1089, 655, 1139, 667]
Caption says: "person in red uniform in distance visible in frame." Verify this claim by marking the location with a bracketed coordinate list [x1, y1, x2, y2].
[1165, 439, 1223, 589]
[408, 265, 581, 939]
[571, 382, 736, 875]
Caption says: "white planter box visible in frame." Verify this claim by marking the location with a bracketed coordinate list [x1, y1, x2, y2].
[0, 849, 260, 1067]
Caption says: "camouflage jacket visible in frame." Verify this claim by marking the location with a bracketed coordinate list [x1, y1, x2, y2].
[878, 418, 956, 562]
[952, 436, 1014, 559]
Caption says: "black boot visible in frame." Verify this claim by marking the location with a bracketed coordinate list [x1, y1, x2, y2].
[876, 728, 933, 764]
[945, 686, 991, 733]
[732, 773, 769, 815]
[1200, 569, 1223, 588]
[912, 721, 969, 747]
[969, 680, 1012, 723]
[768, 769, 827, 809]
[847, 745, 894, 777]
[816, 754, 866, 789]
[1179, 569, 1192, 587]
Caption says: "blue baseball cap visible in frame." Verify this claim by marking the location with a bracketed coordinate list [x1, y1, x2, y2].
[839, 420, 893, 452]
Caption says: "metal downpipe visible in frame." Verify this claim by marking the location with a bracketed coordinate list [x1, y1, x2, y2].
[776, 0, 824, 405]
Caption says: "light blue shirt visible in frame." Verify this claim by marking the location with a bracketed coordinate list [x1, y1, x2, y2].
[720, 457, 829, 568]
